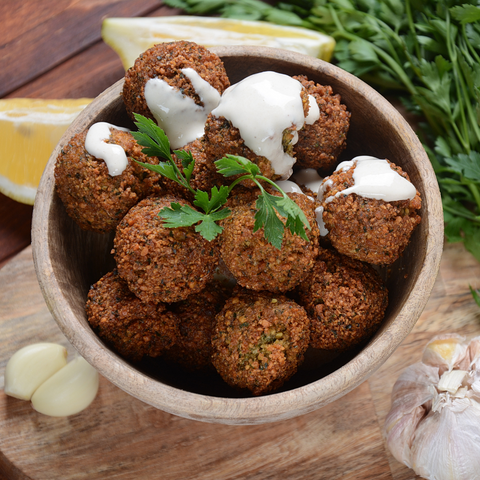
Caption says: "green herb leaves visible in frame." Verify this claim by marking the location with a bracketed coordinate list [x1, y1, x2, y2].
[131, 114, 310, 248]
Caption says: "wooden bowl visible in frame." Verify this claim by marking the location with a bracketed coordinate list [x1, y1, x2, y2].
[32, 46, 444, 425]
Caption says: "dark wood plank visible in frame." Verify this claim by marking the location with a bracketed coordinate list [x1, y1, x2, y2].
[0, 0, 168, 97]
[6, 6, 183, 100]
[0, 194, 32, 269]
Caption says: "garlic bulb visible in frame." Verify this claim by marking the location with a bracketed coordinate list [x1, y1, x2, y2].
[384, 334, 480, 480]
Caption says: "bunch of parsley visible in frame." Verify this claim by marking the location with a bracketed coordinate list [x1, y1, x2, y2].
[131, 114, 310, 250]
[165, 0, 480, 305]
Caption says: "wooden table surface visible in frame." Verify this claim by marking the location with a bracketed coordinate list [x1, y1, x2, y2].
[1, 2, 480, 479]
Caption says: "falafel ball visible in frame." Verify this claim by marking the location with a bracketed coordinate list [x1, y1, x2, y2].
[203, 114, 277, 182]
[86, 270, 179, 361]
[54, 127, 164, 233]
[202, 76, 311, 182]
[122, 40, 230, 126]
[113, 195, 220, 304]
[293, 75, 350, 175]
[164, 282, 229, 371]
[319, 159, 421, 265]
[218, 192, 320, 293]
[211, 289, 310, 395]
[297, 248, 388, 351]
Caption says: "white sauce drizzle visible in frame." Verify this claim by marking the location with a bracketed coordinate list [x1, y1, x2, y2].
[211, 71, 309, 180]
[144, 68, 221, 149]
[84, 122, 130, 176]
[292, 168, 324, 196]
[319, 155, 417, 203]
[314, 206, 328, 236]
[305, 95, 320, 125]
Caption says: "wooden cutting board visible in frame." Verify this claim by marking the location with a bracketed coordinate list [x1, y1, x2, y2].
[1, 243, 479, 480]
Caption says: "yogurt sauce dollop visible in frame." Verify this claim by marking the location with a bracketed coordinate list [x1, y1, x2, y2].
[211, 71, 320, 180]
[318, 155, 417, 203]
[144, 67, 221, 149]
[85, 122, 130, 176]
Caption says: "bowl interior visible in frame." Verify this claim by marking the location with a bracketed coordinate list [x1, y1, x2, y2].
[32, 46, 444, 424]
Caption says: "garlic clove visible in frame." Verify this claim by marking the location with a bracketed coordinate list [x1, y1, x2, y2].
[4, 343, 68, 400]
[384, 362, 439, 467]
[422, 334, 468, 374]
[31, 356, 99, 417]
[437, 370, 468, 394]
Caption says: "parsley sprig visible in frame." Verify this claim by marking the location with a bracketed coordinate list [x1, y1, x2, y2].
[131, 114, 310, 249]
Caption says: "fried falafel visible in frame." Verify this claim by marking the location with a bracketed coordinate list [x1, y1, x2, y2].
[293, 75, 350, 175]
[113, 195, 220, 304]
[54, 127, 164, 233]
[86, 270, 179, 361]
[211, 289, 310, 395]
[319, 158, 421, 265]
[297, 248, 388, 351]
[218, 192, 319, 293]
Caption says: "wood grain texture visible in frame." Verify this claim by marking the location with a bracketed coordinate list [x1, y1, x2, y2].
[0, 194, 33, 269]
[0, 0, 172, 97]
[31, 46, 444, 425]
[1, 243, 479, 479]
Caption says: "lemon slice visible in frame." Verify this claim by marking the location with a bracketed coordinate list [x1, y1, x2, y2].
[102, 16, 335, 70]
[0, 98, 91, 205]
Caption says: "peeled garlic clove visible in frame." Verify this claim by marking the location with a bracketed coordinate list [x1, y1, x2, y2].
[31, 356, 99, 417]
[422, 334, 468, 373]
[4, 343, 68, 400]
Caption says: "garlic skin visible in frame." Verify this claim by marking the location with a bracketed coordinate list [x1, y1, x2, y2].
[4, 343, 68, 400]
[384, 335, 480, 480]
[31, 356, 99, 417]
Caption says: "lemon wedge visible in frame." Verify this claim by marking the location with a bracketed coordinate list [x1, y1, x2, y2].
[0, 98, 91, 205]
[102, 16, 335, 70]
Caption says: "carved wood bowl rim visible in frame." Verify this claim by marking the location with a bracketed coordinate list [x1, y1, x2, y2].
[32, 45, 444, 425]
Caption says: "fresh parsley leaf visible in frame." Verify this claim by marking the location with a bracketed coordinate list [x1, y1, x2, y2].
[194, 216, 225, 241]
[134, 160, 179, 184]
[173, 149, 195, 182]
[193, 186, 230, 213]
[214, 154, 261, 177]
[132, 114, 172, 160]
[254, 193, 286, 250]
[158, 203, 205, 228]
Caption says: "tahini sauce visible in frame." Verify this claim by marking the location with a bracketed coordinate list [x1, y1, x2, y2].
[85, 122, 130, 176]
[319, 156, 417, 203]
[211, 71, 320, 180]
[144, 68, 221, 149]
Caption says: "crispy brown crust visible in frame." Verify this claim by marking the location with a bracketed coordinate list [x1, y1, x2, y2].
[85, 270, 179, 361]
[171, 138, 225, 196]
[203, 114, 277, 182]
[320, 160, 421, 265]
[164, 283, 229, 371]
[298, 248, 388, 350]
[211, 289, 310, 395]
[293, 75, 350, 175]
[122, 41, 230, 123]
[113, 195, 220, 303]
[54, 128, 164, 233]
[218, 193, 320, 292]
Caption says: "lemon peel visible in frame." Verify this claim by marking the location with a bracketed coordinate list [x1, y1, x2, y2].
[0, 98, 91, 205]
[102, 16, 335, 70]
